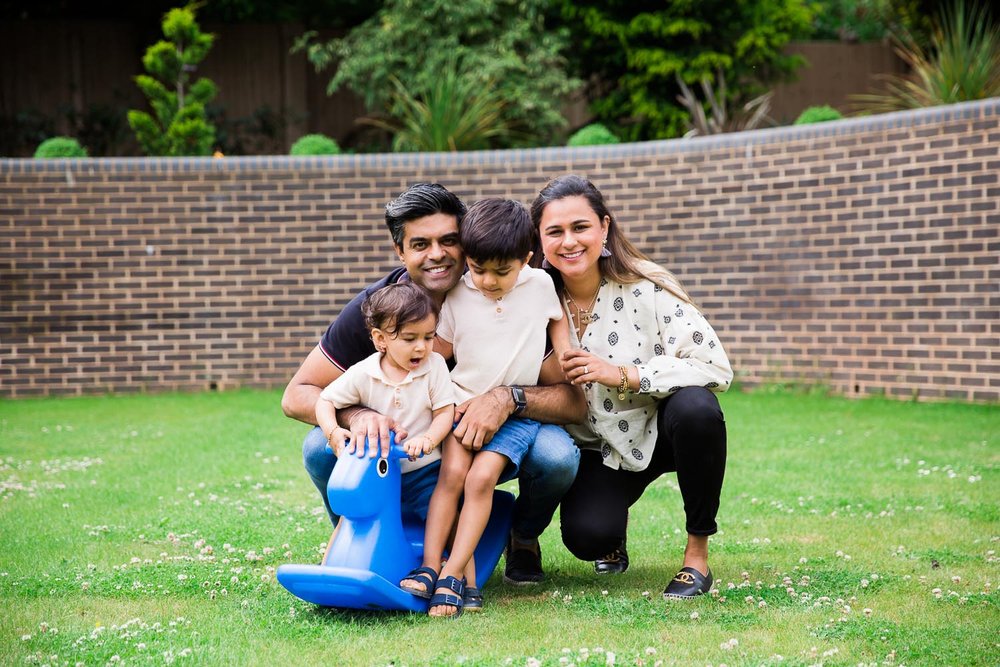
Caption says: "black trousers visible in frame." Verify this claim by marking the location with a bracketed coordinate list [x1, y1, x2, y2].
[560, 387, 727, 561]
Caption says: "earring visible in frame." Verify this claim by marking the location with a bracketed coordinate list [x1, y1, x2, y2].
[600, 238, 611, 258]
[541, 257, 553, 269]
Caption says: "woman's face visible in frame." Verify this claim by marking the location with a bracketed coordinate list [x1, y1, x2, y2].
[537, 195, 608, 281]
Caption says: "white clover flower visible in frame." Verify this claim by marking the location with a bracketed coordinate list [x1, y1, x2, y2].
[689, 611, 699, 620]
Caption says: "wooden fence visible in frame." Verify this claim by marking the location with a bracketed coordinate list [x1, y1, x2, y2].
[1, 20, 902, 156]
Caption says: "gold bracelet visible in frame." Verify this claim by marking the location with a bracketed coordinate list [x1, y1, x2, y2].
[617, 366, 629, 400]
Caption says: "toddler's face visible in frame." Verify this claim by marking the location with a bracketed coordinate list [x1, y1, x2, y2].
[377, 314, 438, 374]
[467, 255, 531, 301]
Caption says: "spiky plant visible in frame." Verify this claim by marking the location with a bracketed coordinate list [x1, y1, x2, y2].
[362, 58, 513, 152]
[675, 71, 773, 137]
[853, 1, 1000, 113]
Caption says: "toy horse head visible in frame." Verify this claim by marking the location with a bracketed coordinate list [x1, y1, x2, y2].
[327, 434, 407, 520]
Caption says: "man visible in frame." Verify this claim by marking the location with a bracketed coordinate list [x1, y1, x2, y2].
[281, 183, 586, 584]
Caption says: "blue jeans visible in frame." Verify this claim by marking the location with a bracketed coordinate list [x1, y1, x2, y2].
[302, 422, 579, 538]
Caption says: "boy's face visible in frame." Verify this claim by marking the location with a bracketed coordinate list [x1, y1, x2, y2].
[466, 253, 532, 301]
[395, 213, 463, 298]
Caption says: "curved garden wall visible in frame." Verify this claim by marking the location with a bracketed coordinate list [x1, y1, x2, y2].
[1, 99, 997, 401]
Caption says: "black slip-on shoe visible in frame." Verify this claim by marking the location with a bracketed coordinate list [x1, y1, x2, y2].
[504, 537, 544, 585]
[594, 539, 629, 575]
[662, 566, 713, 599]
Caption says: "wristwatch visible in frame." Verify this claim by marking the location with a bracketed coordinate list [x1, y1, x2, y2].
[509, 386, 527, 417]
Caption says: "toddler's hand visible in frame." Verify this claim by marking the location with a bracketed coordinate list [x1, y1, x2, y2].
[327, 427, 351, 457]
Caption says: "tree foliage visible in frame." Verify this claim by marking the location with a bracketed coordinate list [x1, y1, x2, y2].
[127, 3, 218, 156]
[294, 0, 578, 148]
[556, 0, 814, 141]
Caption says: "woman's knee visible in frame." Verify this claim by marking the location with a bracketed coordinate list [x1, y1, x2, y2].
[662, 387, 725, 435]
[560, 512, 623, 561]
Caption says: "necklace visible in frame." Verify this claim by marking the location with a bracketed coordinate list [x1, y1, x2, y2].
[564, 282, 601, 326]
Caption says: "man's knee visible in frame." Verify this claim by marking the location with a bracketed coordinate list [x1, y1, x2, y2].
[302, 426, 335, 480]
[522, 425, 580, 485]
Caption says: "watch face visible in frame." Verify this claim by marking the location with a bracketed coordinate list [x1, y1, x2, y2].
[511, 386, 527, 412]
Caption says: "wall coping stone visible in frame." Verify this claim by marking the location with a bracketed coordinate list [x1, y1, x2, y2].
[3, 99, 997, 174]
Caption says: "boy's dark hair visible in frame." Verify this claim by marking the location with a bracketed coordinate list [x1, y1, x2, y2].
[385, 183, 467, 248]
[361, 282, 439, 336]
[460, 198, 535, 264]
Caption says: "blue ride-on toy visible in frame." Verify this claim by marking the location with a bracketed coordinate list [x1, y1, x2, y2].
[277, 434, 513, 611]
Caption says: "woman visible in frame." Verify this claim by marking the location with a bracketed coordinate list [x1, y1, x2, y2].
[530, 175, 733, 599]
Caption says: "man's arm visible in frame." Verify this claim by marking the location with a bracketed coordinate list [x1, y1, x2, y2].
[281, 344, 406, 457]
[452, 352, 587, 450]
[281, 345, 342, 425]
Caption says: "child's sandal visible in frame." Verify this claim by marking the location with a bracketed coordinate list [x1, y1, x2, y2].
[399, 566, 437, 599]
[428, 575, 464, 619]
[463, 585, 483, 612]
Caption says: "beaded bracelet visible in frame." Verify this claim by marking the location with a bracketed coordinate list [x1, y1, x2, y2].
[617, 366, 629, 400]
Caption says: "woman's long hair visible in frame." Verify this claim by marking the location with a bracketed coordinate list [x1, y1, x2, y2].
[529, 174, 694, 305]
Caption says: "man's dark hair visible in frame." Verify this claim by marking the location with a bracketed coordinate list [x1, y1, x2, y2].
[361, 282, 439, 336]
[460, 198, 535, 264]
[384, 183, 467, 248]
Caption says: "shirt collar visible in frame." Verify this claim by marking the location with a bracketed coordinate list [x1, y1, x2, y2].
[358, 350, 433, 384]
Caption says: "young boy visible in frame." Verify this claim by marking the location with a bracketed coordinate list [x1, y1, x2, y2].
[398, 198, 570, 617]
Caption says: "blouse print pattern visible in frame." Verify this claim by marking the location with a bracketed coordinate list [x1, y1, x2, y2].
[564, 276, 733, 472]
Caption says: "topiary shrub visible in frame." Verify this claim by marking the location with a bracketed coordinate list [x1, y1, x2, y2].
[34, 137, 88, 158]
[794, 105, 843, 125]
[290, 134, 341, 155]
[567, 123, 620, 147]
[128, 3, 217, 156]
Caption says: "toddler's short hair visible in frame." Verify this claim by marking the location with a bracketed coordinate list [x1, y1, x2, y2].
[361, 282, 439, 336]
[460, 198, 535, 264]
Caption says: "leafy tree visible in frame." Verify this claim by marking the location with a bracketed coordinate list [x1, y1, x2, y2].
[127, 3, 218, 156]
[294, 0, 578, 148]
[555, 0, 814, 141]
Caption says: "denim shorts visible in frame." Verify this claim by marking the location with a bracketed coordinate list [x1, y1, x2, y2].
[482, 417, 540, 484]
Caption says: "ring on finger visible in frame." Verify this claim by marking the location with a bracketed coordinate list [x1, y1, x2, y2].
[583, 365, 589, 374]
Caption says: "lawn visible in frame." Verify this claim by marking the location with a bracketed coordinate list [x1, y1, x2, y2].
[1, 389, 996, 666]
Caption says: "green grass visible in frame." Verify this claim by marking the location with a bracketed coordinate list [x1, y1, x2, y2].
[1, 390, 997, 666]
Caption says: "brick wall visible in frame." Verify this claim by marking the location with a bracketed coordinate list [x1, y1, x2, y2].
[2, 100, 997, 401]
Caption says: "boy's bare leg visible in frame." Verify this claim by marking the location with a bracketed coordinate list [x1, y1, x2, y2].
[430, 451, 507, 617]
[401, 434, 472, 594]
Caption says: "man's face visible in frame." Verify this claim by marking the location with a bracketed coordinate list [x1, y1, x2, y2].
[395, 213, 464, 297]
